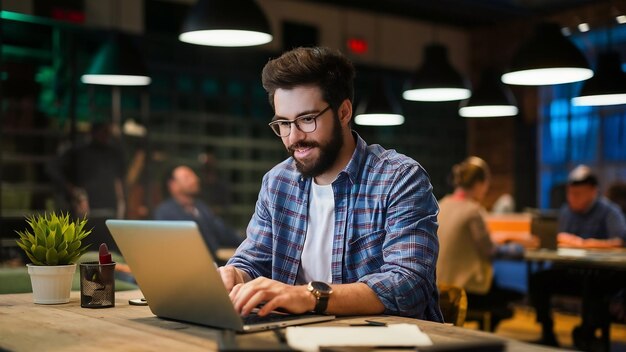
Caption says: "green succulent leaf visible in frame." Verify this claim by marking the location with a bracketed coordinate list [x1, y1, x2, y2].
[35, 223, 46, 247]
[64, 223, 75, 242]
[25, 252, 44, 265]
[14, 212, 93, 265]
[15, 240, 29, 253]
[56, 240, 68, 252]
[57, 250, 69, 265]
[33, 245, 47, 262]
[55, 227, 64, 246]
[46, 248, 58, 266]
[46, 229, 57, 248]
[67, 240, 81, 253]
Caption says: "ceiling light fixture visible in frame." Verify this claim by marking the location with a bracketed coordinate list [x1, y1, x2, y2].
[179, 0, 272, 47]
[578, 23, 590, 32]
[81, 33, 151, 86]
[402, 43, 471, 102]
[561, 27, 572, 36]
[572, 50, 626, 106]
[501, 22, 593, 86]
[459, 70, 518, 118]
[355, 76, 405, 126]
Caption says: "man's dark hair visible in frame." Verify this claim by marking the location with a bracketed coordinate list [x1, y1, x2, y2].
[261, 47, 356, 114]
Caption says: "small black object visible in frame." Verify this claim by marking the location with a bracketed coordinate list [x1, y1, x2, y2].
[273, 329, 287, 343]
[80, 261, 115, 308]
[349, 320, 387, 327]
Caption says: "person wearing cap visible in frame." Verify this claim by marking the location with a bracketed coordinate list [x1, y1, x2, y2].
[529, 165, 626, 348]
[557, 165, 626, 248]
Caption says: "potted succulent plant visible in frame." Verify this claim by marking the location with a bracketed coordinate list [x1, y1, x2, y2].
[15, 212, 92, 304]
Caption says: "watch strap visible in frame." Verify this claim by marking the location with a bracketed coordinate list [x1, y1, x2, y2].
[313, 294, 329, 314]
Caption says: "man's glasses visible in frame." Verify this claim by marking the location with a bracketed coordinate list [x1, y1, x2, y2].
[268, 106, 331, 137]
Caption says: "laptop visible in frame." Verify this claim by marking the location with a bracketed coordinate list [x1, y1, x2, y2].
[530, 211, 559, 250]
[105, 219, 335, 332]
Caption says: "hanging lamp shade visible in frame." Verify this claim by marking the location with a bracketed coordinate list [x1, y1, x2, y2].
[501, 22, 593, 86]
[459, 69, 518, 118]
[81, 33, 151, 86]
[572, 51, 626, 106]
[402, 43, 471, 102]
[179, 0, 272, 47]
[355, 76, 405, 126]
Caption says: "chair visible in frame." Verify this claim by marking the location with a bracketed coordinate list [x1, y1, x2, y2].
[465, 308, 496, 332]
[438, 284, 468, 326]
[465, 298, 516, 332]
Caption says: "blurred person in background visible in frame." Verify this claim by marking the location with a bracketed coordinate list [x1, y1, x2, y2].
[556, 165, 625, 249]
[46, 121, 126, 254]
[154, 165, 244, 261]
[436, 156, 524, 331]
[530, 165, 626, 348]
[47, 122, 126, 219]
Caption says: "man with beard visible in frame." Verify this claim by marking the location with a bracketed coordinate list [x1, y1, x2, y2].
[218, 47, 441, 321]
[154, 165, 243, 261]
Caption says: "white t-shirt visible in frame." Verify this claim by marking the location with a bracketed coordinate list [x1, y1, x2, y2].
[296, 181, 334, 284]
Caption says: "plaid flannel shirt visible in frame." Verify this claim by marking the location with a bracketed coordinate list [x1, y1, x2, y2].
[228, 133, 442, 321]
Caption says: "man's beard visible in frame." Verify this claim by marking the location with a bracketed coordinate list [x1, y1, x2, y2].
[288, 115, 343, 178]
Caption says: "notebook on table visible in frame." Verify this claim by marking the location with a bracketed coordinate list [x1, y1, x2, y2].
[106, 219, 335, 332]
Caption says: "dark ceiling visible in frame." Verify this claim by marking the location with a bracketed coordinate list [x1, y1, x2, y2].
[297, 0, 602, 27]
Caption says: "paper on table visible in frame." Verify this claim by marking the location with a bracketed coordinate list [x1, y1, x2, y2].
[557, 248, 587, 257]
[285, 323, 433, 352]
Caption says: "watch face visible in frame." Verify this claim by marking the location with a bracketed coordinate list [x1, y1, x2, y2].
[310, 281, 332, 293]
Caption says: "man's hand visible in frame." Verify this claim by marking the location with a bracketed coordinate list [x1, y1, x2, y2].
[229, 277, 316, 317]
[558, 232, 623, 249]
[557, 232, 584, 247]
[218, 265, 249, 291]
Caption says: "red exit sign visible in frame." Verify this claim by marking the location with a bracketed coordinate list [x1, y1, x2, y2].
[347, 38, 368, 55]
[51, 8, 85, 24]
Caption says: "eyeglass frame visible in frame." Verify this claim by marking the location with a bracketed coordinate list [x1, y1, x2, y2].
[268, 105, 332, 137]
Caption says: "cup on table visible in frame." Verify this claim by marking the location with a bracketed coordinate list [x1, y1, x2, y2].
[79, 261, 116, 308]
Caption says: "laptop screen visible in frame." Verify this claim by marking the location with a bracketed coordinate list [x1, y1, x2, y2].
[530, 212, 559, 250]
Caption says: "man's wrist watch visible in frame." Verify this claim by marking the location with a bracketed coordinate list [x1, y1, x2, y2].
[307, 281, 333, 314]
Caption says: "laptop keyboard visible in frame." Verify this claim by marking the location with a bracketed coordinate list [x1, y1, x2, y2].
[243, 312, 307, 325]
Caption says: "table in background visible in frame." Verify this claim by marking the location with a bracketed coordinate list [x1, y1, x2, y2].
[525, 248, 626, 352]
[525, 248, 626, 269]
[0, 290, 559, 352]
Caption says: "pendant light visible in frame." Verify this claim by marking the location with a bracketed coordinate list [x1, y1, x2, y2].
[81, 32, 151, 86]
[179, 0, 272, 47]
[354, 19, 404, 127]
[403, 43, 471, 102]
[501, 22, 593, 86]
[572, 50, 626, 106]
[459, 69, 518, 118]
[355, 76, 405, 126]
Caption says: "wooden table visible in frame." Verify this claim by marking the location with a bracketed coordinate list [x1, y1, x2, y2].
[525, 248, 626, 269]
[0, 290, 558, 352]
[525, 248, 626, 352]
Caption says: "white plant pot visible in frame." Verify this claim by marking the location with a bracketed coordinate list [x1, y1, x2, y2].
[27, 264, 77, 304]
